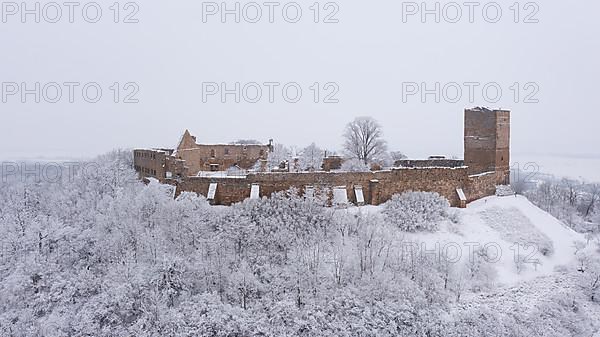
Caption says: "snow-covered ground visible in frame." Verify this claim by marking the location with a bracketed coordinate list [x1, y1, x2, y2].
[459, 196, 585, 284]
[357, 195, 587, 286]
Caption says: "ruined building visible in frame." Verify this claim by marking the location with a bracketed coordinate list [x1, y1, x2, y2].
[133, 132, 271, 180]
[133, 108, 510, 208]
[173, 130, 272, 173]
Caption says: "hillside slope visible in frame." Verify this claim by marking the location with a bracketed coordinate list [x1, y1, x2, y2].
[462, 195, 586, 284]
[361, 195, 587, 286]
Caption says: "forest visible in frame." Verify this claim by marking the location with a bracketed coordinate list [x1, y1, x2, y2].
[0, 151, 599, 337]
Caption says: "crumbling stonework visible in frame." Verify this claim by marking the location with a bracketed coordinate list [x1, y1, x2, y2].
[133, 149, 188, 180]
[173, 130, 271, 173]
[133, 149, 169, 180]
[134, 108, 511, 207]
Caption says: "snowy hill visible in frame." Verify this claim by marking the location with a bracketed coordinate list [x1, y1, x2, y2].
[461, 195, 586, 284]
[360, 195, 587, 286]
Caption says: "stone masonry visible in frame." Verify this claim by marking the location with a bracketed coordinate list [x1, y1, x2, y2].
[464, 107, 510, 185]
[133, 108, 511, 208]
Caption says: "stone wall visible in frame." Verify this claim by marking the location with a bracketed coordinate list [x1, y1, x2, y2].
[464, 107, 510, 185]
[465, 172, 498, 202]
[174, 130, 270, 173]
[373, 168, 468, 206]
[464, 108, 498, 175]
[322, 156, 343, 171]
[175, 144, 269, 173]
[134, 149, 188, 181]
[495, 110, 511, 185]
[173, 167, 471, 207]
[136, 107, 511, 208]
[394, 159, 465, 168]
[133, 149, 168, 180]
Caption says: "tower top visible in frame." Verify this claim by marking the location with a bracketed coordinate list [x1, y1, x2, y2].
[465, 107, 510, 113]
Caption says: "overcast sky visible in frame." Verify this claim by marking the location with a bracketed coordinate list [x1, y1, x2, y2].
[1, 0, 598, 160]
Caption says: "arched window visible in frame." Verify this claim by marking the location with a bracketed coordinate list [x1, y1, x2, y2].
[210, 149, 216, 158]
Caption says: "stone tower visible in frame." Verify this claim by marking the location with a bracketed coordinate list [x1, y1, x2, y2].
[464, 107, 510, 185]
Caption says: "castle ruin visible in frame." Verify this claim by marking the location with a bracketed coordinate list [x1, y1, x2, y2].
[133, 108, 510, 208]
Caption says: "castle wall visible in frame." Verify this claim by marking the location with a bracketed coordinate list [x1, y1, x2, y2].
[173, 130, 270, 174]
[175, 144, 269, 174]
[137, 108, 511, 208]
[373, 168, 468, 206]
[174, 167, 470, 207]
[133, 149, 168, 180]
[394, 159, 465, 168]
[134, 149, 188, 181]
[465, 172, 498, 202]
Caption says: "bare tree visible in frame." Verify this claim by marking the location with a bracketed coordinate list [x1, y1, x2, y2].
[582, 183, 600, 218]
[342, 117, 387, 165]
[562, 178, 581, 207]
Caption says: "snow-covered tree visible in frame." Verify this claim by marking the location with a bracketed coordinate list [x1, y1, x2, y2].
[390, 151, 408, 162]
[580, 183, 600, 219]
[340, 158, 370, 172]
[231, 139, 262, 145]
[464, 247, 498, 292]
[298, 143, 324, 171]
[266, 143, 292, 171]
[382, 191, 450, 232]
[371, 151, 394, 169]
[524, 176, 595, 232]
[2, 150, 599, 336]
[576, 253, 600, 302]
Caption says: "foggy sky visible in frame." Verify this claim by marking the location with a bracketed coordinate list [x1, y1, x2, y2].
[1, 0, 598, 160]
